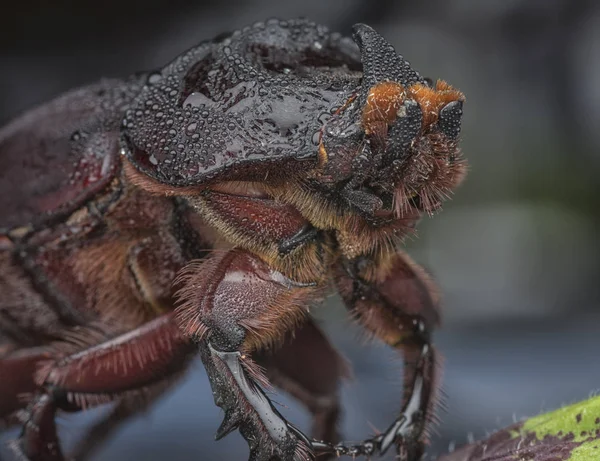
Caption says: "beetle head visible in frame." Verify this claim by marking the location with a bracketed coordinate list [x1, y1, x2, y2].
[313, 24, 466, 217]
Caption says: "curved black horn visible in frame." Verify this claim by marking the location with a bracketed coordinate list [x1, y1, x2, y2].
[352, 23, 422, 93]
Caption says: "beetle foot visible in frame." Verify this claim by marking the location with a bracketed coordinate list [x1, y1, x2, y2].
[200, 342, 313, 461]
[10, 394, 64, 461]
[311, 345, 431, 460]
[311, 428, 423, 460]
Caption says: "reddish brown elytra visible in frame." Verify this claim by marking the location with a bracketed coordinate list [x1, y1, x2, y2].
[0, 19, 466, 461]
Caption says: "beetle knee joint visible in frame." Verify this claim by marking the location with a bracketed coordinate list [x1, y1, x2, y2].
[207, 324, 246, 352]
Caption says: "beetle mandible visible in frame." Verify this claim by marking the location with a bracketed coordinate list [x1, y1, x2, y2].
[0, 18, 466, 461]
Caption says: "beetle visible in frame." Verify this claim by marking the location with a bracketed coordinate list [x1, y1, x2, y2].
[0, 18, 466, 461]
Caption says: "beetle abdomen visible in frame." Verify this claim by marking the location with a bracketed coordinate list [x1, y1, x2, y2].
[0, 77, 142, 233]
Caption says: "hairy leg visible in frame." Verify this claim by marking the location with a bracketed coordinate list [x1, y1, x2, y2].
[175, 249, 326, 461]
[328, 249, 441, 459]
[8, 313, 194, 461]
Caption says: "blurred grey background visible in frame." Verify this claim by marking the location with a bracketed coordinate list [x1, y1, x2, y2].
[1, 0, 600, 459]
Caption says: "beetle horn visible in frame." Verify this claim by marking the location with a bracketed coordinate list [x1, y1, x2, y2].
[352, 23, 422, 97]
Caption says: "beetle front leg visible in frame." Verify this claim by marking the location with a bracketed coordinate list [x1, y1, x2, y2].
[175, 249, 324, 461]
[329, 249, 441, 460]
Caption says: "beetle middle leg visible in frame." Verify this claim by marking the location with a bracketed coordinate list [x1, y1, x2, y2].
[9, 313, 194, 461]
[255, 318, 350, 449]
[323, 249, 441, 460]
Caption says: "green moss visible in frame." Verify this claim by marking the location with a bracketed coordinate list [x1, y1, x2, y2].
[570, 441, 600, 461]
[519, 396, 600, 443]
[510, 396, 600, 460]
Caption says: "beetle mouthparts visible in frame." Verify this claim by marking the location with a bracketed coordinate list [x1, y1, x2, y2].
[352, 23, 422, 99]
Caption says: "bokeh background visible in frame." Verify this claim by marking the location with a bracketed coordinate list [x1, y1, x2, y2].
[1, 0, 600, 459]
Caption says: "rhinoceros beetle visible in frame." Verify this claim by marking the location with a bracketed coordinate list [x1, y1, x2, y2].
[0, 18, 466, 461]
